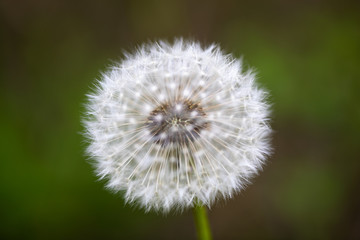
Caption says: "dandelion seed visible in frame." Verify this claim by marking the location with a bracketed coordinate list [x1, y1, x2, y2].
[84, 39, 271, 213]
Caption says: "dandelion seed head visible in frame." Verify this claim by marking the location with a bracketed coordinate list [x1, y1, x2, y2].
[84, 39, 271, 213]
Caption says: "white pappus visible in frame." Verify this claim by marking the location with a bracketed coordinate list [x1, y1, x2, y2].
[84, 39, 271, 213]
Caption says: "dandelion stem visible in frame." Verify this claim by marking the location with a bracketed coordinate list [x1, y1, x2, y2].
[193, 204, 212, 240]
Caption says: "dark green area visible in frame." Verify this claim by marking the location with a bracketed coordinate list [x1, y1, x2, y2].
[1, 0, 359, 239]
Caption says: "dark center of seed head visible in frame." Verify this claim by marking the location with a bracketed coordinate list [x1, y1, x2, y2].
[146, 100, 208, 146]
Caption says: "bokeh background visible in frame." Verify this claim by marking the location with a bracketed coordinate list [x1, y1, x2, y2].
[1, 0, 359, 239]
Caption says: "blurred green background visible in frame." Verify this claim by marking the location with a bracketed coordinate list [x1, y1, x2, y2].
[1, 0, 359, 239]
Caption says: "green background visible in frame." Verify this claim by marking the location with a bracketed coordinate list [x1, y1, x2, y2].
[1, 0, 359, 239]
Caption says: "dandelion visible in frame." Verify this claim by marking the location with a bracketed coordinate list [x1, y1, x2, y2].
[84, 40, 271, 215]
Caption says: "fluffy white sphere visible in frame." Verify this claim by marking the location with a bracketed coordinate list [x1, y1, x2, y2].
[84, 40, 271, 212]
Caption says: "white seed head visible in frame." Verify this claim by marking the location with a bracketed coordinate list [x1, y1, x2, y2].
[84, 39, 271, 213]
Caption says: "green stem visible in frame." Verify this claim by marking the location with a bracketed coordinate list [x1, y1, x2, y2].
[193, 204, 212, 240]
